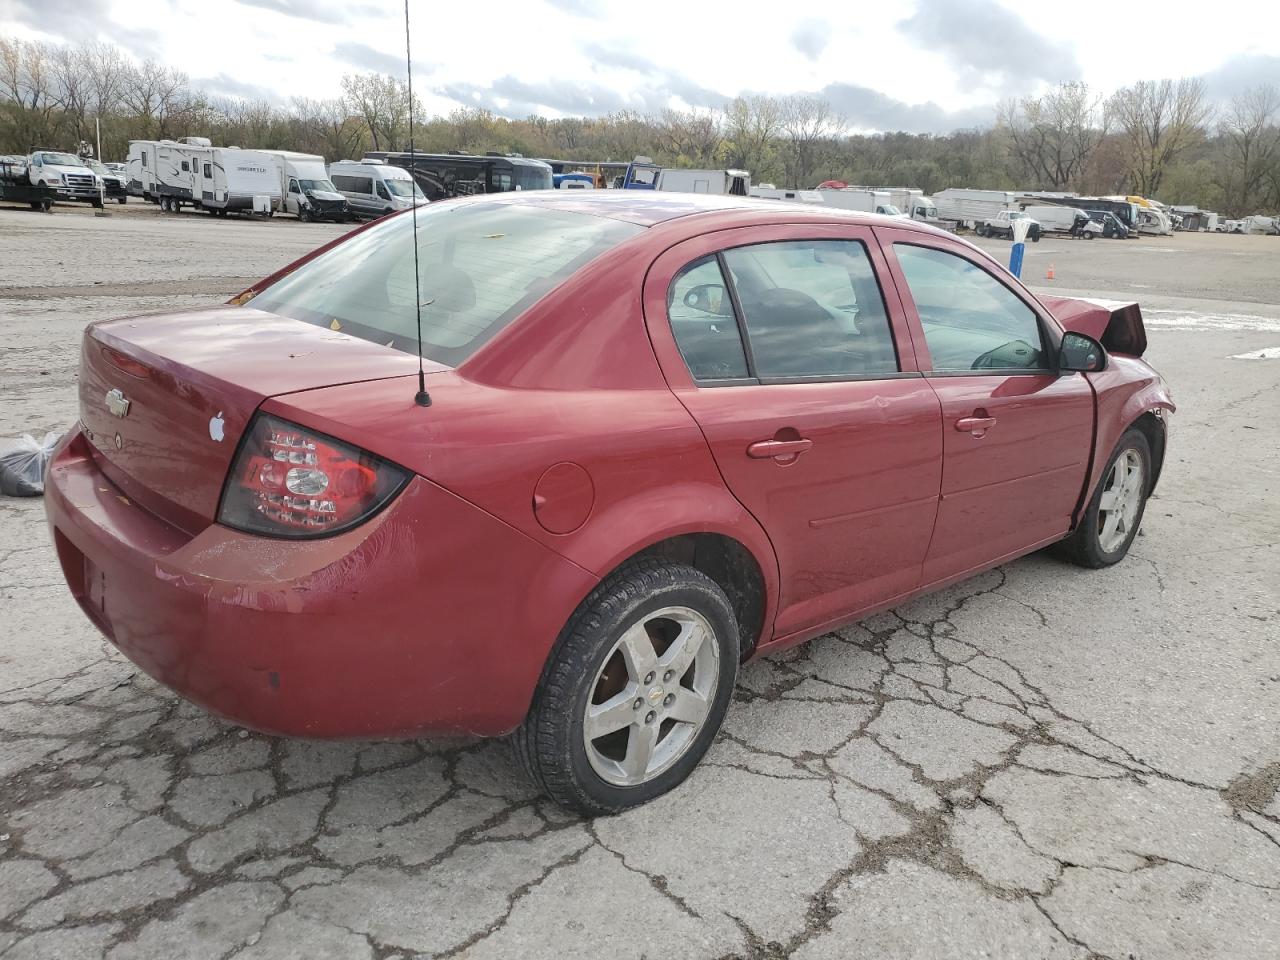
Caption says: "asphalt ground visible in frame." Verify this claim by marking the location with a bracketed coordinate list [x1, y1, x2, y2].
[2, 202, 1278, 959]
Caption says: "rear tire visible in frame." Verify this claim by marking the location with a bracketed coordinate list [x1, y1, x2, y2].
[1058, 428, 1152, 568]
[514, 558, 739, 816]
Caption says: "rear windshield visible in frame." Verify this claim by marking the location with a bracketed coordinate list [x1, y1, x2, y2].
[251, 202, 642, 366]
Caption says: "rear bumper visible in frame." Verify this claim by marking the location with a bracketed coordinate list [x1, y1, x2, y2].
[45, 428, 597, 738]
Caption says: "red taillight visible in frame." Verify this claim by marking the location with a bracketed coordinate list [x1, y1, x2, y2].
[217, 414, 409, 538]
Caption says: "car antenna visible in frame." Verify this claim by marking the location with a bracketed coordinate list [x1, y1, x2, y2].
[404, 0, 431, 407]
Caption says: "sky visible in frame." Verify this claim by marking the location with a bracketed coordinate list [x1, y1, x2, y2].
[3, 0, 1280, 133]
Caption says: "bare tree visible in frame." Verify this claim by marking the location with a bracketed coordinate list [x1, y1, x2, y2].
[1108, 77, 1213, 196]
[121, 59, 190, 140]
[1216, 85, 1280, 216]
[724, 95, 781, 176]
[0, 38, 59, 150]
[659, 108, 722, 166]
[1000, 81, 1108, 190]
[780, 95, 842, 187]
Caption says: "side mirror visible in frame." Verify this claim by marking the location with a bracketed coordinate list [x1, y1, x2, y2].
[1059, 331, 1106, 372]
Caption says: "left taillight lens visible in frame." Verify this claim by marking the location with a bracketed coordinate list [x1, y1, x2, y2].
[218, 413, 409, 538]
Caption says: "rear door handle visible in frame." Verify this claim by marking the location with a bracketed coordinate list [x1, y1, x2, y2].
[747, 438, 813, 460]
[955, 416, 997, 434]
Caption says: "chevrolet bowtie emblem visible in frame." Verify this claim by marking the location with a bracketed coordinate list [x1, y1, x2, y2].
[105, 388, 130, 418]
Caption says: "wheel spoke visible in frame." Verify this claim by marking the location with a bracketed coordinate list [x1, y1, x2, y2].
[1100, 509, 1122, 548]
[621, 722, 659, 780]
[666, 687, 710, 726]
[617, 623, 658, 682]
[585, 688, 638, 741]
[659, 619, 707, 678]
[1098, 489, 1121, 511]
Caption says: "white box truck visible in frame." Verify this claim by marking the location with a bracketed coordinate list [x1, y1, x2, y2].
[932, 188, 1018, 231]
[749, 187, 826, 204]
[655, 168, 750, 195]
[255, 150, 350, 221]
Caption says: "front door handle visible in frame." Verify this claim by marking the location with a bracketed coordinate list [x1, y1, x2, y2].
[747, 438, 813, 461]
[955, 415, 997, 435]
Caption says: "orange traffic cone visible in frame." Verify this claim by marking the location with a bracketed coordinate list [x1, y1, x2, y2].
[1046, 263, 1056, 281]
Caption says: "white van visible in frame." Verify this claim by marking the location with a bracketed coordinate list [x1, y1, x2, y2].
[329, 160, 426, 219]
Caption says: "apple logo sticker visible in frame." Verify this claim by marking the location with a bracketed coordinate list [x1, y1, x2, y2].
[209, 411, 225, 442]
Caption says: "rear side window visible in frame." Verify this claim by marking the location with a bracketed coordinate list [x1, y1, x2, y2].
[251, 204, 642, 367]
[668, 257, 749, 381]
[893, 244, 1047, 372]
[723, 240, 899, 379]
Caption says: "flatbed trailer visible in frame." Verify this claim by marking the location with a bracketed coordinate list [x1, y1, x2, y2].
[0, 175, 58, 211]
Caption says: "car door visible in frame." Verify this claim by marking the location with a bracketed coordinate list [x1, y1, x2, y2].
[875, 227, 1094, 586]
[287, 178, 302, 215]
[643, 223, 943, 641]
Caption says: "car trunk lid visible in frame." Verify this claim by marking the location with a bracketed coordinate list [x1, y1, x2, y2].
[79, 305, 434, 534]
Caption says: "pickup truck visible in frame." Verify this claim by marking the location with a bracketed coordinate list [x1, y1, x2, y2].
[978, 209, 1041, 241]
[26, 150, 104, 207]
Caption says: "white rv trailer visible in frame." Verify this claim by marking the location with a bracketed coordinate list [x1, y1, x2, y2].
[655, 168, 750, 195]
[128, 139, 281, 214]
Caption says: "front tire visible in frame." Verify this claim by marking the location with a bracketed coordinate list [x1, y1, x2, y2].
[514, 559, 739, 816]
[1058, 427, 1152, 568]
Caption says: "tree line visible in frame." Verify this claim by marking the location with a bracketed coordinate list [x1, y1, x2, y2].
[3, 36, 1278, 217]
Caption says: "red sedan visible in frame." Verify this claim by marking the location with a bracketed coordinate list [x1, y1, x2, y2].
[46, 192, 1173, 814]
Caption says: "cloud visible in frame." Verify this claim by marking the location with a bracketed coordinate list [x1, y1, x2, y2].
[233, 0, 378, 24]
[5, 0, 114, 40]
[333, 41, 403, 75]
[1199, 54, 1280, 102]
[897, 0, 1079, 92]
[196, 74, 283, 103]
[791, 21, 831, 61]
[542, 0, 601, 17]
[819, 81, 994, 133]
[581, 43, 661, 75]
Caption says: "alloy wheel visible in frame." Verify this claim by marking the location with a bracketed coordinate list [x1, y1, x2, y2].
[1097, 448, 1145, 553]
[583, 606, 720, 787]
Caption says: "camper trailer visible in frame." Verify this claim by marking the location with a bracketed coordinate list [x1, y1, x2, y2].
[128, 139, 282, 214]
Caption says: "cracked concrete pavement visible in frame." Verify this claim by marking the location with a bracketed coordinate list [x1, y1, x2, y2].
[2, 208, 1278, 959]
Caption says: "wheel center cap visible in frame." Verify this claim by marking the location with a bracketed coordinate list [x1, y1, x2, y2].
[647, 685, 664, 706]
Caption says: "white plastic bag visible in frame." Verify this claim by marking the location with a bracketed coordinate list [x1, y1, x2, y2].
[0, 432, 60, 497]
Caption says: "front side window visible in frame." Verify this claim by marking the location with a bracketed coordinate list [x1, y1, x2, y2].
[722, 240, 899, 379]
[251, 204, 642, 367]
[375, 181, 390, 200]
[894, 244, 1047, 372]
[668, 257, 749, 381]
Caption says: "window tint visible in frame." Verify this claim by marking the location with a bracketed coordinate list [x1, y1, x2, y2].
[894, 244, 1048, 372]
[181, 160, 190, 172]
[668, 257, 749, 381]
[375, 181, 390, 200]
[722, 240, 898, 379]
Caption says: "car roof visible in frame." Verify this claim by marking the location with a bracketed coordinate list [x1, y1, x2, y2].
[443, 189, 952, 234]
